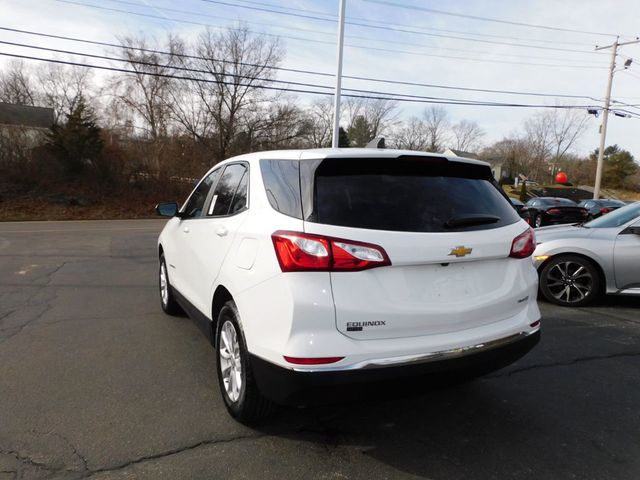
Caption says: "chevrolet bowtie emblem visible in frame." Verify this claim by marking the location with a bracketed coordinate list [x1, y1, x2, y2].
[449, 246, 472, 258]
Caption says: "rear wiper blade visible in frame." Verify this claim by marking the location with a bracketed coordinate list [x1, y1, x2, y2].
[444, 214, 501, 229]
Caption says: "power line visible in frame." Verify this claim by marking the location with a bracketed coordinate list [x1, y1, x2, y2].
[101, 0, 604, 64]
[1, 40, 608, 108]
[195, 0, 607, 56]
[227, 0, 595, 46]
[0, 26, 616, 103]
[50, 0, 608, 64]
[362, 0, 625, 38]
[3, 50, 624, 114]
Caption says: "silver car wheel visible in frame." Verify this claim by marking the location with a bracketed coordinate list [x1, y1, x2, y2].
[546, 261, 593, 303]
[219, 320, 243, 403]
[534, 214, 543, 228]
[160, 262, 169, 306]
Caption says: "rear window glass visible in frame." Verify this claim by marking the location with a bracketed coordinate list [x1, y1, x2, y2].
[260, 159, 302, 219]
[308, 157, 521, 232]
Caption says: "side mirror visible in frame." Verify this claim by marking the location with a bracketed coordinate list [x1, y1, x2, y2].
[156, 202, 179, 217]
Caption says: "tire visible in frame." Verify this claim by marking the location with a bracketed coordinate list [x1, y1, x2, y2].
[159, 254, 182, 315]
[539, 255, 601, 307]
[215, 301, 274, 424]
[534, 213, 543, 228]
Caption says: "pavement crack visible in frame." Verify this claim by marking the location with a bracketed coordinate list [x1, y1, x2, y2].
[487, 351, 640, 378]
[0, 448, 56, 473]
[86, 432, 264, 476]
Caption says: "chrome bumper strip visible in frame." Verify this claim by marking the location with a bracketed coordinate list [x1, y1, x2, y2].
[291, 330, 538, 373]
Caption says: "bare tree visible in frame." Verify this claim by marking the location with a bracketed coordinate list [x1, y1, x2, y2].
[451, 119, 485, 152]
[108, 34, 179, 140]
[423, 106, 450, 152]
[37, 62, 92, 123]
[343, 97, 398, 137]
[303, 97, 333, 148]
[0, 60, 37, 105]
[173, 26, 283, 160]
[522, 108, 588, 181]
[390, 117, 429, 151]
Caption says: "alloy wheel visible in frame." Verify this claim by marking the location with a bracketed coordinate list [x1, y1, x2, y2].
[545, 261, 593, 304]
[219, 320, 243, 403]
[160, 262, 169, 306]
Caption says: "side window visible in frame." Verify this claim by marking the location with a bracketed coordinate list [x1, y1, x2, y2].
[182, 169, 221, 219]
[260, 159, 302, 219]
[209, 164, 248, 216]
[229, 170, 248, 215]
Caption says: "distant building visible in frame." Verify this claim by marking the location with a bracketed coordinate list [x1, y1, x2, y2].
[0, 103, 54, 163]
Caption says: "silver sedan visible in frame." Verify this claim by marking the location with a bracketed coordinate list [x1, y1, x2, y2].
[533, 202, 640, 306]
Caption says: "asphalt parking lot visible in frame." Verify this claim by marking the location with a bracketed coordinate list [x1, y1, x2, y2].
[1, 220, 639, 480]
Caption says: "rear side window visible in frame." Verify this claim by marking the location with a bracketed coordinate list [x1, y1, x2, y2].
[260, 159, 303, 219]
[307, 157, 521, 232]
[209, 163, 248, 216]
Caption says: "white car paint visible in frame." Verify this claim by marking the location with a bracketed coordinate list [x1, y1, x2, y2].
[158, 148, 541, 373]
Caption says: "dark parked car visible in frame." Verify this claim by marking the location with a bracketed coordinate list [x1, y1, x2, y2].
[577, 199, 626, 220]
[509, 197, 525, 213]
[521, 197, 588, 228]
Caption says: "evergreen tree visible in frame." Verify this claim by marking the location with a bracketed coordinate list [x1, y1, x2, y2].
[47, 96, 104, 175]
[347, 115, 374, 147]
[338, 126, 350, 148]
[590, 145, 637, 189]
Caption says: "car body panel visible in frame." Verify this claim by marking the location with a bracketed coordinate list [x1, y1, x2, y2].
[158, 148, 541, 379]
[533, 204, 640, 295]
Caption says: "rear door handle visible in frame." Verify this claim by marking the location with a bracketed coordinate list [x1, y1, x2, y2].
[216, 227, 228, 237]
[183, 226, 190, 233]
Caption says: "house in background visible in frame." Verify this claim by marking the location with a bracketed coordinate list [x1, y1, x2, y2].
[444, 147, 511, 181]
[0, 102, 54, 164]
[0, 102, 54, 139]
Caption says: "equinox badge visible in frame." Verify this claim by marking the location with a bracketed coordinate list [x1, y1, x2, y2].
[448, 246, 472, 258]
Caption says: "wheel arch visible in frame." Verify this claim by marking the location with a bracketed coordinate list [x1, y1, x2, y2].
[537, 251, 607, 295]
[211, 285, 234, 347]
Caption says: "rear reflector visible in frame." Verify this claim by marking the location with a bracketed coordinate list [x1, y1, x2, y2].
[272, 231, 391, 272]
[510, 228, 536, 259]
[284, 356, 344, 365]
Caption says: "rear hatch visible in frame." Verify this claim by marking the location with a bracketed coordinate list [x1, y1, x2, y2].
[301, 154, 532, 340]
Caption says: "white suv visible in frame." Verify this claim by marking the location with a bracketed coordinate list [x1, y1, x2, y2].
[156, 148, 541, 423]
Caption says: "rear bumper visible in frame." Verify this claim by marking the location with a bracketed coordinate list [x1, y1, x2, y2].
[251, 329, 540, 406]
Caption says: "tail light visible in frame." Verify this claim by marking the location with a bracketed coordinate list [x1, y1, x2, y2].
[600, 208, 611, 214]
[272, 231, 391, 272]
[510, 228, 536, 259]
[547, 208, 561, 214]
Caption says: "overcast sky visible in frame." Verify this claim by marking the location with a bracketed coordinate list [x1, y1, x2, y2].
[2, 0, 640, 158]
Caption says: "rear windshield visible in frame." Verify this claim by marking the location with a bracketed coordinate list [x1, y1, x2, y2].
[306, 157, 521, 232]
[537, 198, 577, 206]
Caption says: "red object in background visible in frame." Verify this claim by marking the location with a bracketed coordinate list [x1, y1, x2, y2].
[555, 172, 568, 184]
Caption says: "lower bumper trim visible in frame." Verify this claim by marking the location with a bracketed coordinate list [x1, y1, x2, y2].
[251, 329, 541, 406]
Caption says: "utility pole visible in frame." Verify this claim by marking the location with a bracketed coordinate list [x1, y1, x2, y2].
[332, 0, 346, 148]
[593, 36, 640, 199]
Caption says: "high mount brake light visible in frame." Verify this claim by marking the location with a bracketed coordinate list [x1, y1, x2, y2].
[510, 228, 536, 259]
[271, 231, 391, 272]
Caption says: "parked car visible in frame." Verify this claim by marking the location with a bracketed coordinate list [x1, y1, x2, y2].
[533, 201, 640, 306]
[156, 148, 541, 423]
[509, 197, 525, 213]
[577, 198, 626, 220]
[521, 197, 588, 228]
